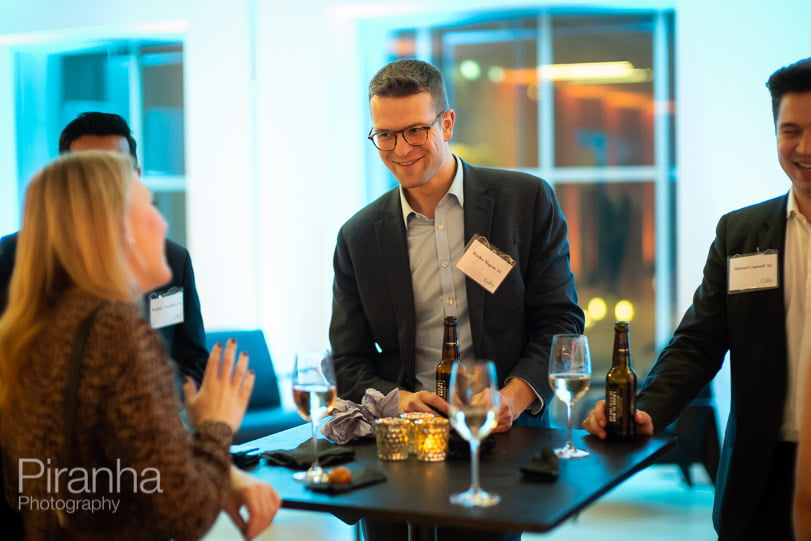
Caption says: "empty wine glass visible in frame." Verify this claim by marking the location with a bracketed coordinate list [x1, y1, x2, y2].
[448, 359, 500, 507]
[292, 349, 337, 483]
[548, 334, 591, 459]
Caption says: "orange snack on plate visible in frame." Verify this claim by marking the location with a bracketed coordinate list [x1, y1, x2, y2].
[327, 467, 352, 484]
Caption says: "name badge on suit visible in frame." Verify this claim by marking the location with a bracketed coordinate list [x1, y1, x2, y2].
[149, 287, 184, 329]
[728, 250, 779, 294]
[455, 234, 515, 294]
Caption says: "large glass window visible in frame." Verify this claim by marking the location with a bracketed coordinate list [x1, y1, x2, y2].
[369, 9, 676, 392]
[15, 40, 187, 244]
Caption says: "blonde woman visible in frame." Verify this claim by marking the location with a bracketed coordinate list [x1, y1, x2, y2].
[0, 151, 279, 539]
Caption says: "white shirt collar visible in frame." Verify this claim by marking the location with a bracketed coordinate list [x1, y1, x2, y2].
[787, 188, 799, 218]
[786, 188, 810, 225]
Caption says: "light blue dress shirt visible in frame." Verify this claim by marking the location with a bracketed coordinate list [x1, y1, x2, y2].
[399, 156, 544, 413]
[400, 155, 473, 391]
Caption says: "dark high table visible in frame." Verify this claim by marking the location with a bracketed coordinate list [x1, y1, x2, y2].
[239, 424, 674, 538]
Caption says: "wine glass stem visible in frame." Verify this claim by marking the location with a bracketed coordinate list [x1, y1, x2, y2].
[566, 401, 574, 449]
[310, 419, 320, 472]
[469, 439, 481, 493]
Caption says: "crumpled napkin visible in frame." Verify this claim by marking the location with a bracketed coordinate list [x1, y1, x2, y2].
[520, 446, 560, 482]
[321, 388, 400, 444]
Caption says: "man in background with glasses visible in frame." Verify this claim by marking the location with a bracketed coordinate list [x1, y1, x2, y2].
[330, 58, 584, 541]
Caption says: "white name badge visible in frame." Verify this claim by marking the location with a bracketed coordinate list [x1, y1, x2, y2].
[149, 288, 184, 329]
[455, 234, 516, 294]
[728, 250, 779, 294]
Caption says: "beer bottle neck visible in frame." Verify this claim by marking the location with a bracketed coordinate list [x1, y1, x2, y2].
[442, 333, 459, 361]
[441, 317, 460, 362]
[611, 332, 631, 368]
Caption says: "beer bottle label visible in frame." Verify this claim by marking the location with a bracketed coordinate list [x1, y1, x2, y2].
[436, 379, 448, 402]
[606, 386, 621, 422]
[606, 383, 635, 437]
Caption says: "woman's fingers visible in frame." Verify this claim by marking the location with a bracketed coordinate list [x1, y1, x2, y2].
[219, 338, 238, 380]
[207, 340, 252, 387]
[189, 338, 254, 432]
[239, 370, 256, 403]
[204, 343, 223, 381]
[231, 350, 250, 385]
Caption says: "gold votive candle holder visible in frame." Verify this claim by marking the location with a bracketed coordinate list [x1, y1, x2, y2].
[414, 416, 450, 462]
[399, 412, 436, 455]
[374, 417, 410, 461]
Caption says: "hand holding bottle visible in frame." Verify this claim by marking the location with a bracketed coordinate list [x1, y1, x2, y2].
[582, 400, 654, 439]
[398, 389, 449, 416]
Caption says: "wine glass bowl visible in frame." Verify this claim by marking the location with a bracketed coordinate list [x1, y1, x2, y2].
[548, 334, 591, 459]
[292, 349, 337, 483]
[448, 359, 501, 507]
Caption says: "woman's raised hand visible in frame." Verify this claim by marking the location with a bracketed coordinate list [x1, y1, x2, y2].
[184, 339, 255, 433]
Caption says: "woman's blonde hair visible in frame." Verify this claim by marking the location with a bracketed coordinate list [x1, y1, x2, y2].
[0, 151, 139, 410]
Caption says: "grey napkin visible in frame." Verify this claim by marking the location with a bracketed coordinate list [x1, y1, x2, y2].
[520, 446, 560, 482]
[321, 388, 400, 444]
[262, 438, 355, 469]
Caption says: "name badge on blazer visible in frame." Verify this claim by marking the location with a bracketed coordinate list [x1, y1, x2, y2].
[455, 234, 516, 294]
[149, 287, 184, 329]
[728, 250, 779, 294]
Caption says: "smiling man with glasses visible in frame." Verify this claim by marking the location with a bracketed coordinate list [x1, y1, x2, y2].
[330, 59, 584, 540]
[333, 56, 585, 426]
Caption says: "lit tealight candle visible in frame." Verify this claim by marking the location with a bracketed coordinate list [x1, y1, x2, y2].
[414, 417, 450, 462]
[400, 412, 436, 455]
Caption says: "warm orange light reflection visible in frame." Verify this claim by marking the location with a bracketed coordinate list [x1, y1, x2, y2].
[499, 61, 652, 86]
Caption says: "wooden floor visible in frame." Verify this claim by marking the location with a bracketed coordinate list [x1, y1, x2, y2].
[203, 464, 715, 540]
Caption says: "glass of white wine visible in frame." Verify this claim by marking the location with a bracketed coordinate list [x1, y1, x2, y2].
[292, 349, 337, 483]
[448, 359, 501, 507]
[548, 334, 591, 459]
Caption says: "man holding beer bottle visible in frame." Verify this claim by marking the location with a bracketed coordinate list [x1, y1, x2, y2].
[330, 55, 585, 541]
[584, 57, 811, 541]
[329, 59, 584, 435]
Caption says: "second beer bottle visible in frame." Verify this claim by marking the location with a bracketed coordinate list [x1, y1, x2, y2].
[435, 316, 461, 401]
[605, 321, 637, 441]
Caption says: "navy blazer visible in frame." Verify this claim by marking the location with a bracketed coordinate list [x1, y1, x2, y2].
[329, 160, 585, 415]
[637, 194, 789, 538]
[0, 233, 208, 384]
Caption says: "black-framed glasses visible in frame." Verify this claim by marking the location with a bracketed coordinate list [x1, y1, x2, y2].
[367, 110, 447, 151]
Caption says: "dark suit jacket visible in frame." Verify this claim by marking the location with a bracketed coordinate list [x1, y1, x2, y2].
[0, 233, 208, 384]
[330, 160, 585, 417]
[637, 194, 789, 538]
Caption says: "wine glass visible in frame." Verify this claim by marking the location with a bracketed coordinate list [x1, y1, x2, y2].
[448, 359, 501, 507]
[292, 349, 337, 483]
[548, 334, 592, 459]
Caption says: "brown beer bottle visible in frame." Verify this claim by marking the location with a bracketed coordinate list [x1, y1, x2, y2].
[435, 316, 460, 401]
[605, 321, 637, 441]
